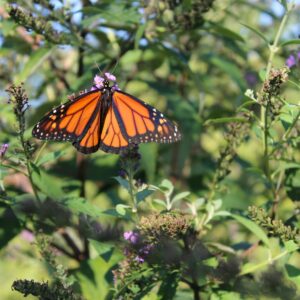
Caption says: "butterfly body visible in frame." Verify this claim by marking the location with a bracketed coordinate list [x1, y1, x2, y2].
[32, 74, 181, 154]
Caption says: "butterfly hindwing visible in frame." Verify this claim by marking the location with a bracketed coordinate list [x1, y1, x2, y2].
[32, 90, 102, 145]
[99, 105, 129, 153]
[111, 90, 181, 145]
[72, 100, 102, 154]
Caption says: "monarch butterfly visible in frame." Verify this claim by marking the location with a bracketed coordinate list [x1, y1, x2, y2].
[32, 73, 181, 154]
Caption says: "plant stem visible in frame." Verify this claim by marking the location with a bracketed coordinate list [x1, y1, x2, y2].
[270, 106, 300, 218]
[260, 2, 294, 178]
[128, 161, 137, 213]
[19, 123, 41, 203]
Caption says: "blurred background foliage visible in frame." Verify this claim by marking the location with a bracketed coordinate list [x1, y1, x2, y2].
[0, 0, 300, 299]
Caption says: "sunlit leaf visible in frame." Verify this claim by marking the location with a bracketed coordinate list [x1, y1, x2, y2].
[241, 23, 269, 44]
[115, 204, 130, 216]
[74, 252, 122, 300]
[171, 191, 190, 203]
[230, 214, 270, 247]
[30, 162, 65, 200]
[204, 117, 247, 126]
[153, 199, 167, 208]
[140, 143, 158, 182]
[159, 179, 174, 194]
[280, 39, 300, 47]
[209, 23, 245, 42]
[61, 197, 104, 217]
[36, 150, 66, 166]
[135, 23, 147, 49]
[15, 47, 54, 84]
[89, 239, 115, 261]
[209, 56, 246, 90]
[284, 240, 299, 253]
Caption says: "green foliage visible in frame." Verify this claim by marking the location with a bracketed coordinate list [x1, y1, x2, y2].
[0, 0, 300, 299]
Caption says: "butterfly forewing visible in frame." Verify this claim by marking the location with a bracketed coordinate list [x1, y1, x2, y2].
[112, 90, 181, 145]
[32, 90, 102, 143]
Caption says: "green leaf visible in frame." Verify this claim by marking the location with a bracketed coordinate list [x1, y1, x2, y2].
[209, 23, 245, 42]
[74, 252, 122, 300]
[280, 39, 300, 47]
[284, 240, 299, 253]
[278, 0, 288, 9]
[140, 143, 158, 182]
[153, 199, 167, 208]
[241, 23, 269, 44]
[158, 270, 180, 300]
[61, 197, 104, 217]
[203, 257, 219, 267]
[89, 239, 114, 261]
[212, 199, 222, 210]
[81, 14, 102, 27]
[285, 168, 300, 201]
[280, 113, 294, 127]
[259, 68, 267, 81]
[159, 179, 174, 194]
[102, 208, 131, 220]
[134, 23, 146, 49]
[120, 49, 143, 65]
[114, 176, 129, 191]
[285, 264, 300, 282]
[237, 100, 257, 112]
[209, 56, 246, 90]
[136, 189, 153, 203]
[0, 203, 20, 249]
[30, 162, 65, 199]
[171, 191, 190, 203]
[36, 150, 66, 166]
[204, 117, 247, 126]
[81, 5, 139, 24]
[230, 214, 270, 247]
[115, 204, 130, 216]
[15, 47, 54, 84]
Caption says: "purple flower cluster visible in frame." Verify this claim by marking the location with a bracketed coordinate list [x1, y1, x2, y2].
[134, 244, 153, 263]
[286, 52, 300, 68]
[123, 231, 153, 264]
[0, 144, 8, 159]
[20, 229, 35, 243]
[123, 231, 139, 244]
[91, 72, 120, 91]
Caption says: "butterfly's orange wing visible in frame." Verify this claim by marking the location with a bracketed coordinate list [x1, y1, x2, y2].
[99, 90, 181, 153]
[32, 90, 102, 154]
[72, 103, 102, 154]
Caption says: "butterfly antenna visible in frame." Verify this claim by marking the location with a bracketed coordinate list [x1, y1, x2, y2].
[94, 61, 103, 75]
[111, 59, 119, 75]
